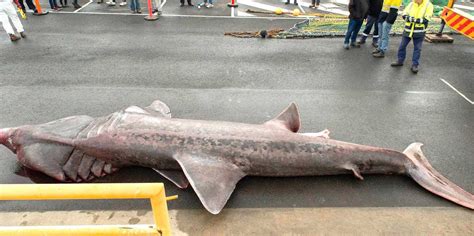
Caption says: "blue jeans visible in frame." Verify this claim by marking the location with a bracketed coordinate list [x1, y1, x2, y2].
[130, 0, 140, 10]
[49, 0, 58, 8]
[361, 15, 379, 42]
[378, 21, 393, 53]
[397, 36, 424, 66]
[344, 19, 363, 44]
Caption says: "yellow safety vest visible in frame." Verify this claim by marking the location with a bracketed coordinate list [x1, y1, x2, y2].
[381, 0, 403, 13]
[403, 0, 434, 37]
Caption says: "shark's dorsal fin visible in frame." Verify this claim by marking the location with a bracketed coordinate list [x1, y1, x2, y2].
[264, 103, 301, 133]
[173, 152, 246, 214]
[153, 168, 189, 189]
[144, 100, 172, 118]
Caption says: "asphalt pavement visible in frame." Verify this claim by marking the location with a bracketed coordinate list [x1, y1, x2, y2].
[0, 12, 473, 214]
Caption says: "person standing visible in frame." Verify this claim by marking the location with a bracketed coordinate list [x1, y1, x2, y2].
[152, 0, 162, 15]
[285, 0, 298, 5]
[129, 0, 140, 13]
[310, 0, 320, 8]
[180, 0, 193, 7]
[18, 0, 38, 14]
[0, 0, 25, 42]
[49, 0, 61, 11]
[372, 0, 402, 58]
[390, 0, 433, 73]
[343, 0, 369, 49]
[106, 0, 127, 6]
[358, 0, 383, 47]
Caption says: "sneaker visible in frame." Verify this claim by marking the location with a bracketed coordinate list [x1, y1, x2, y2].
[20, 32, 26, 38]
[119, 1, 127, 6]
[372, 48, 380, 54]
[391, 61, 403, 67]
[106, 1, 116, 5]
[180, 3, 185, 6]
[358, 37, 366, 44]
[73, 3, 81, 8]
[9, 34, 21, 42]
[411, 65, 419, 74]
[206, 3, 213, 8]
[343, 43, 349, 50]
[372, 42, 378, 48]
[372, 51, 385, 58]
[136, 8, 141, 13]
[309, 4, 319, 8]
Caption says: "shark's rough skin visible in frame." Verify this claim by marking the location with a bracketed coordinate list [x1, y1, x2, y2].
[0, 100, 473, 214]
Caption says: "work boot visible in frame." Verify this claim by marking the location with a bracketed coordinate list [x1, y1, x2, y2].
[372, 51, 385, 58]
[411, 65, 419, 74]
[372, 42, 378, 48]
[20, 32, 26, 38]
[391, 61, 403, 67]
[73, 3, 81, 8]
[9, 34, 21, 42]
[372, 48, 380, 54]
[351, 42, 360, 48]
[343, 43, 349, 50]
[358, 36, 367, 44]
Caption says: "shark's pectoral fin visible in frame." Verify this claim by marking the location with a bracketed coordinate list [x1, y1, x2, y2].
[153, 168, 189, 189]
[264, 103, 301, 133]
[173, 152, 246, 214]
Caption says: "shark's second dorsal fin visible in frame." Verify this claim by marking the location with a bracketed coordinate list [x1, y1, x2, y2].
[173, 152, 246, 214]
[264, 103, 301, 133]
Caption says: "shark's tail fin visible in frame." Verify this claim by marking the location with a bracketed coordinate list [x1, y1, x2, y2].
[404, 142, 473, 210]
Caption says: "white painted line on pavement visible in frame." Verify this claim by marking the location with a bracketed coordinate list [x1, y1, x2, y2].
[440, 78, 474, 105]
[74, 0, 93, 13]
[237, 10, 255, 17]
[160, 0, 167, 9]
[299, 2, 349, 15]
[51, 10, 309, 19]
[298, 4, 305, 14]
[239, 0, 292, 13]
[331, 0, 348, 5]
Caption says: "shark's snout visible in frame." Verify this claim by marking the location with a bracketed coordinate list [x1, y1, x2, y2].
[0, 128, 16, 153]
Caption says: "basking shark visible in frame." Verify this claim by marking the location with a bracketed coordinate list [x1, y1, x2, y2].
[0, 100, 473, 214]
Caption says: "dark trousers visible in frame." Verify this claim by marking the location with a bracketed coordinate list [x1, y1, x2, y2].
[311, 0, 320, 5]
[19, 0, 37, 11]
[397, 35, 424, 66]
[344, 18, 363, 44]
[361, 15, 379, 41]
[180, 0, 192, 4]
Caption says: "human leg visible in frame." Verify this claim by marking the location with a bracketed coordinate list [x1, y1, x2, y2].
[344, 19, 356, 47]
[5, 3, 23, 33]
[412, 36, 423, 67]
[392, 35, 411, 66]
[351, 19, 363, 45]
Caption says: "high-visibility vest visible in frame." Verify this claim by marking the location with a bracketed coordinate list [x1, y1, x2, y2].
[403, 0, 434, 38]
[381, 0, 403, 13]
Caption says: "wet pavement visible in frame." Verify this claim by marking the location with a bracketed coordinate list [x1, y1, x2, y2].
[0, 12, 473, 213]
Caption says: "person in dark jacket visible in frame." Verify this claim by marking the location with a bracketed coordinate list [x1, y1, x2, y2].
[358, 0, 383, 47]
[344, 0, 369, 49]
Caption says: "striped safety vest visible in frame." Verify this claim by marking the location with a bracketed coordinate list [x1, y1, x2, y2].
[403, 0, 434, 38]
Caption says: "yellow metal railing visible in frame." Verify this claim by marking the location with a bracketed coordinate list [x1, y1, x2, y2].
[0, 183, 177, 236]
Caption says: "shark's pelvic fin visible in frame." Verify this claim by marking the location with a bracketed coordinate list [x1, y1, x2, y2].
[264, 103, 301, 133]
[173, 152, 246, 214]
[153, 168, 190, 189]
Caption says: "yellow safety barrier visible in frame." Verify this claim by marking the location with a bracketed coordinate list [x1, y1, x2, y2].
[0, 183, 177, 236]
